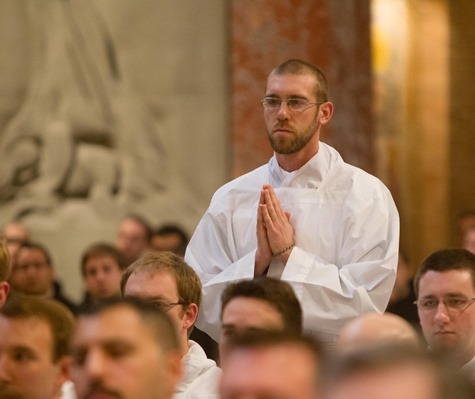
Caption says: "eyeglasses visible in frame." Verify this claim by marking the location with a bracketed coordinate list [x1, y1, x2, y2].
[13, 262, 49, 273]
[414, 296, 475, 313]
[146, 299, 186, 312]
[261, 97, 324, 113]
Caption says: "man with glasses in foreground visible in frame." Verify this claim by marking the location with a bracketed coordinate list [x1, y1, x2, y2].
[120, 251, 221, 398]
[414, 248, 475, 381]
[185, 59, 399, 349]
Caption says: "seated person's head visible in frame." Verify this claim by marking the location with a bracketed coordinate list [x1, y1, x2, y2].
[389, 251, 413, 304]
[121, 251, 201, 354]
[337, 312, 420, 354]
[151, 224, 189, 256]
[414, 248, 475, 368]
[0, 239, 11, 307]
[219, 277, 302, 363]
[115, 214, 152, 265]
[10, 242, 55, 297]
[80, 242, 126, 303]
[69, 298, 182, 399]
[457, 210, 475, 246]
[323, 343, 475, 399]
[220, 330, 323, 399]
[1, 221, 29, 262]
[0, 294, 75, 399]
[462, 227, 475, 254]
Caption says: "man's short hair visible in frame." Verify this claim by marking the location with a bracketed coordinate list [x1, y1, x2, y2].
[16, 241, 53, 266]
[81, 242, 127, 276]
[414, 248, 475, 297]
[227, 329, 322, 359]
[121, 214, 153, 241]
[220, 277, 303, 336]
[1, 294, 75, 361]
[153, 224, 189, 255]
[225, 330, 323, 394]
[0, 239, 10, 281]
[120, 251, 202, 309]
[79, 297, 180, 353]
[270, 59, 329, 102]
[154, 224, 189, 242]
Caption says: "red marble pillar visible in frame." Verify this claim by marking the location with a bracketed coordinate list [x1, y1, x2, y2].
[231, 0, 373, 177]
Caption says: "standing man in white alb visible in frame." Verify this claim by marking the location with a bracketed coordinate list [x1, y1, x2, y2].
[185, 59, 399, 348]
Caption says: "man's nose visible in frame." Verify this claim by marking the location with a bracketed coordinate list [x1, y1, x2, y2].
[276, 101, 290, 119]
[84, 350, 107, 379]
[0, 355, 12, 382]
[434, 300, 451, 322]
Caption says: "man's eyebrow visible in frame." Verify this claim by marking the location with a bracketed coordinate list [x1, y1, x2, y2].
[444, 292, 472, 297]
[10, 344, 36, 352]
[8, 344, 38, 358]
[420, 292, 469, 298]
[125, 295, 167, 301]
[221, 323, 236, 330]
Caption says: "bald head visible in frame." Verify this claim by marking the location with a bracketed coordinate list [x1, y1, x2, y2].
[337, 313, 420, 354]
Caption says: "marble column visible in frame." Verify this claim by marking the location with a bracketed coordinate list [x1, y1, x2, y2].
[230, 0, 374, 177]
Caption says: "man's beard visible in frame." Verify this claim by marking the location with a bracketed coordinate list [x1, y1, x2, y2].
[0, 383, 23, 399]
[83, 381, 125, 399]
[267, 113, 319, 155]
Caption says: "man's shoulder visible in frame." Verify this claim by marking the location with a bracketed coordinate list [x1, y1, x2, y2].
[180, 340, 221, 396]
[327, 155, 391, 198]
[210, 164, 268, 203]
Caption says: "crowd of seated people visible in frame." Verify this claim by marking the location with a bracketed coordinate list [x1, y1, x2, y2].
[0, 202, 475, 399]
[2, 212, 475, 399]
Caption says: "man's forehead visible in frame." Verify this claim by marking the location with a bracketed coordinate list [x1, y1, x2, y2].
[126, 269, 176, 291]
[222, 297, 284, 328]
[120, 219, 147, 234]
[267, 70, 315, 83]
[0, 316, 54, 351]
[419, 269, 475, 292]
[17, 247, 47, 260]
[76, 307, 147, 336]
[85, 255, 119, 268]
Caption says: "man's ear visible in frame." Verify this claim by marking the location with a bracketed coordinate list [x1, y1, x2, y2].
[319, 101, 334, 125]
[183, 303, 199, 331]
[0, 281, 10, 307]
[53, 356, 72, 399]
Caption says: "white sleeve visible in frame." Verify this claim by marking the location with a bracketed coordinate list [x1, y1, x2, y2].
[185, 209, 257, 341]
[281, 188, 399, 342]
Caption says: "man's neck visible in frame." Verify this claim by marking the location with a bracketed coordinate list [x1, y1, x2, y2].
[180, 334, 191, 358]
[459, 348, 475, 368]
[275, 146, 318, 172]
[438, 345, 475, 368]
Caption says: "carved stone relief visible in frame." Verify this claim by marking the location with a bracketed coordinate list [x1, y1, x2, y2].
[0, 0, 228, 299]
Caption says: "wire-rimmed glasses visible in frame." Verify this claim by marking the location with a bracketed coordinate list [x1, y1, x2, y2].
[261, 97, 324, 113]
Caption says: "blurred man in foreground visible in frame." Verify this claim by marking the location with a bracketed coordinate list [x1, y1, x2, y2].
[219, 277, 302, 364]
[220, 331, 323, 399]
[0, 295, 75, 399]
[70, 298, 182, 399]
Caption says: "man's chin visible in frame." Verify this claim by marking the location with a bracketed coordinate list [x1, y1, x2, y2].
[0, 386, 23, 399]
[431, 339, 460, 355]
[83, 386, 123, 399]
[269, 138, 299, 155]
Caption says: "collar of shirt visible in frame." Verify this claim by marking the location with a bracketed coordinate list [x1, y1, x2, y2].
[269, 142, 335, 188]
